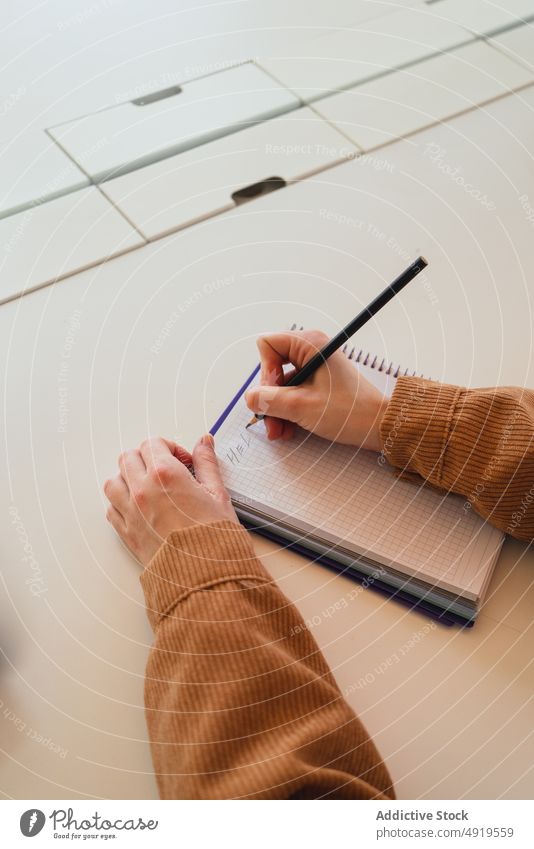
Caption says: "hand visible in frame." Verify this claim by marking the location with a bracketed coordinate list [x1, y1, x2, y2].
[103, 435, 238, 566]
[245, 330, 388, 451]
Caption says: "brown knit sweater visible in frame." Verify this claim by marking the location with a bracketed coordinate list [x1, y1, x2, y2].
[140, 378, 534, 799]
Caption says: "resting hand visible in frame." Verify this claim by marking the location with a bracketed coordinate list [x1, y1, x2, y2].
[245, 330, 388, 450]
[104, 435, 237, 566]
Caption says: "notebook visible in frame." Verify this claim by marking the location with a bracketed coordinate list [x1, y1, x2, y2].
[212, 346, 504, 626]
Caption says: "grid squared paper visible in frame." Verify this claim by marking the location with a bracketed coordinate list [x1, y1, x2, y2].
[216, 358, 504, 601]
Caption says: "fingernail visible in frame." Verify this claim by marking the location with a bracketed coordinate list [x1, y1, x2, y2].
[202, 433, 215, 447]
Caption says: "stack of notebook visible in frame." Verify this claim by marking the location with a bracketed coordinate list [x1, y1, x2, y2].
[212, 349, 504, 626]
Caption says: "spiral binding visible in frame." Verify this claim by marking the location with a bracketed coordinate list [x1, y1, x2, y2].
[342, 344, 421, 378]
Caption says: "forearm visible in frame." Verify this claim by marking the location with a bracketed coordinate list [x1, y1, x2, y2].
[140, 520, 394, 799]
[380, 377, 534, 540]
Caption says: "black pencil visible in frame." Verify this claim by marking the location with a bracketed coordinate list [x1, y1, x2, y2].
[246, 255, 428, 429]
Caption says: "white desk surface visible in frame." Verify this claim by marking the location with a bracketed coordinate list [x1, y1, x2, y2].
[1, 0, 533, 801]
[1, 0, 411, 139]
[0, 0, 420, 228]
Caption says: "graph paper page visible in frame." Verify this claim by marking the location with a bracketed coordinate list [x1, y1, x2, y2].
[216, 361, 504, 600]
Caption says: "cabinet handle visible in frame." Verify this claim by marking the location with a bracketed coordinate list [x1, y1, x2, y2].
[232, 176, 286, 205]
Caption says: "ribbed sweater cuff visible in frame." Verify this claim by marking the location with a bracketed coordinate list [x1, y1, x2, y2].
[379, 377, 463, 484]
[140, 520, 269, 629]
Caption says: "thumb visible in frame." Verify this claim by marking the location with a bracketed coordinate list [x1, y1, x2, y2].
[192, 433, 227, 497]
[245, 385, 300, 423]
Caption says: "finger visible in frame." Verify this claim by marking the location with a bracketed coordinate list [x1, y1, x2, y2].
[155, 437, 193, 468]
[103, 475, 130, 512]
[139, 437, 174, 472]
[139, 438, 193, 470]
[256, 336, 287, 440]
[257, 332, 323, 440]
[139, 437, 194, 491]
[106, 504, 126, 535]
[172, 444, 194, 467]
[118, 449, 146, 487]
[137, 437, 194, 481]
[262, 367, 295, 439]
[280, 421, 296, 440]
[192, 433, 227, 497]
[257, 330, 328, 379]
[264, 416, 284, 441]
[257, 335, 286, 387]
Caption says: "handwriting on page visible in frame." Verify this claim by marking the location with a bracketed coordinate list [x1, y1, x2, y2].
[225, 430, 252, 465]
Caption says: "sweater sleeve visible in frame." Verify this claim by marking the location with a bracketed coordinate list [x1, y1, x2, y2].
[140, 520, 394, 800]
[379, 377, 534, 541]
